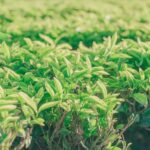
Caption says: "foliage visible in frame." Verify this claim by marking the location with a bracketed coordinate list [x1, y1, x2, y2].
[0, 0, 150, 48]
[0, 0, 150, 150]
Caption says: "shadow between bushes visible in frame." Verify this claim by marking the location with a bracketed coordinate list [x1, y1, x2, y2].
[1, 29, 150, 49]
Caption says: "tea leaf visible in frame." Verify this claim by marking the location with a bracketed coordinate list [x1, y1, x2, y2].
[19, 92, 37, 113]
[0, 105, 17, 111]
[54, 77, 63, 95]
[45, 82, 55, 97]
[1, 42, 10, 60]
[97, 81, 107, 98]
[133, 93, 148, 107]
[38, 101, 59, 113]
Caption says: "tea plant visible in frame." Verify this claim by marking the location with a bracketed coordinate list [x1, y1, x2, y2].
[0, 0, 150, 150]
[0, 34, 149, 149]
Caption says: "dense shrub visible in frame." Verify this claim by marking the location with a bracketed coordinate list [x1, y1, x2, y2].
[0, 0, 150, 150]
[0, 34, 149, 150]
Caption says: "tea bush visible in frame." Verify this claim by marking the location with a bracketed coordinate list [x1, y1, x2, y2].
[0, 0, 150, 150]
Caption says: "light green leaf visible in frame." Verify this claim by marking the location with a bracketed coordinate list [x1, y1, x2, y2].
[139, 68, 145, 80]
[39, 34, 55, 47]
[0, 86, 5, 98]
[1, 42, 10, 60]
[86, 55, 92, 71]
[97, 81, 107, 98]
[80, 108, 96, 114]
[38, 101, 59, 113]
[133, 93, 148, 107]
[24, 38, 33, 47]
[19, 92, 37, 113]
[0, 100, 18, 105]
[54, 77, 63, 95]
[31, 118, 45, 126]
[59, 102, 70, 111]
[0, 105, 17, 111]
[111, 32, 118, 49]
[3, 67, 20, 80]
[64, 58, 73, 75]
[111, 53, 132, 59]
[45, 82, 55, 97]
[36, 87, 44, 99]
[88, 96, 106, 111]
[73, 69, 88, 78]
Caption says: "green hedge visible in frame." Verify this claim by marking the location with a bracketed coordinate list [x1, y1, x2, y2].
[0, 0, 150, 150]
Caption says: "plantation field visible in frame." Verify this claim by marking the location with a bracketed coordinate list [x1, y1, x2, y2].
[0, 0, 150, 150]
